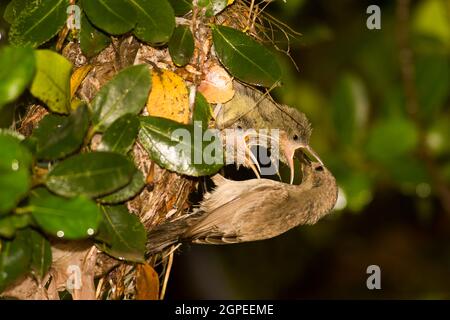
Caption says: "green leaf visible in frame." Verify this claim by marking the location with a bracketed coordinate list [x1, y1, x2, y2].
[193, 92, 213, 126]
[81, 0, 136, 35]
[0, 214, 31, 238]
[80, 13, 111, 58]
[32, 104, 90, 160]
[0, 230, 32, 292]
[415, 53, 449, 123]
[198, 0, 228, 16]
[0, 46, 35, 110]
[28, 229, 52, 280]
[8, 0, 69, 48]
[412, 0, 450, 48]
[96, 205, 146, 262]
[92, 64, 151, 132]
[139, 116, 223, 176]
[98, 114, 140, 154]
[30, 50, 72, 114]
[29, 188, 102, 240]
[331, 74, 369, 146]
[97, 169, 145, 204]
[168, 0, 192, 16]
[45, 152, 136, 198]
[3, 0, 31, 24]
[0, 134, 32, 215]
[211, 25, 282, 87]
[169, 25, 195, 66]
[131, 0, 176, 45]
[366, 117, 419, 164]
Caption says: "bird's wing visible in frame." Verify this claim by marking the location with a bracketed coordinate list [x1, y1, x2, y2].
[187, 182, 289, 244]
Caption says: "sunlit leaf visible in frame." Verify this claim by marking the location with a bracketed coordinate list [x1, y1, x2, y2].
[413, 0, 450, 47]
[45, 152, 136, 198]
[169, 25, 194, 66]
[92, 64, 151, 132]
[96, 205, 146, 262]
[212, 25, 282, 87]
[131, 0, 175, 45]
[81, 0, 136, 35]
[70, 64, 93, 98]
[139, 116, 223, 176]
[8, 0, 69, 48]
[30, 50, 72, 114]
[0, 46, 35, 110]
[146, 69, 190, 124]
[29, 188, 102, 240]
[0, 134, 32, 215]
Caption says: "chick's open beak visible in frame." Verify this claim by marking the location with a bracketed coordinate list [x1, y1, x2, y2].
[280, 137, 323, 184]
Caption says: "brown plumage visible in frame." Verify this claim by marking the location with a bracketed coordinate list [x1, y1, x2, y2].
[147, 160, 338, 254]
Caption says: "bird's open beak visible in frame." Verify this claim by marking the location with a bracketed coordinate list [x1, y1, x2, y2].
[281, 138, 323, 184]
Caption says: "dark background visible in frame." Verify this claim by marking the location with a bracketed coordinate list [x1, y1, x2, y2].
[167, 0, 450, 299]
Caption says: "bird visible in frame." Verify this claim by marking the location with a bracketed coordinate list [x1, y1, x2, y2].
[147, 157, 338, 254]
[215, 81, 322, 183]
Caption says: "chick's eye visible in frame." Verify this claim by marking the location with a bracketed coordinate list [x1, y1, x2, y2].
[292, 134, 299, 141]
[315, 166, 324, 172]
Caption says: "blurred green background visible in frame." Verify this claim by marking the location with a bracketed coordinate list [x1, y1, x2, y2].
[167, 0, 450, 299]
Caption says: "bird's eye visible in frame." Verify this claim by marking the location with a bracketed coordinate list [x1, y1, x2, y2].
[236, 125, 243, 130]
[293, 134, 299, 141]
[315, 166, 324, 172]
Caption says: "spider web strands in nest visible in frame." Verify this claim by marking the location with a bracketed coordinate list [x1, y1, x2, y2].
[220, 0, 302, 71]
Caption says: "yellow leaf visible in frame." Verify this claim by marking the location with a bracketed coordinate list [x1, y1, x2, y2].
[147, 69, 190, 124]
[136, 263, 160, 300]
[70, 64, 92, 98]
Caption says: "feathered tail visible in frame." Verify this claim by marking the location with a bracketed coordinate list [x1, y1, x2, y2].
[146, 211, 204, 255]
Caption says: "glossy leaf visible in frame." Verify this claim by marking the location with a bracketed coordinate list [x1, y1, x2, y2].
[96, 205, 146, 262]
[192, 92, 213, 127]
[0, 134, 32, 215]
[168, 0, 192, 16]
[92, 64, 151, 132]
[0, 46, 35, 110]
[212, 25, 282, 87]
[198, 0, 228, 16]
[45, 152, 136, 198]
[131, 0, 176, 45]
[169, 25, 194, 66]
[29, 229, 52, 280]
[81, 0, 136, 35]
[0, 214, 31, 238]
[8, 0, 69, 48]
[97, 169, 145, 204]
[139, 116, 223, 176]
[32, 104, 90, 160]
[0, 230, 32, 292]
[29, 188, 102, 240]
[79, 13, 111, 58]
[98, 114, 140, 154]
[30, 50, 72, 114]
